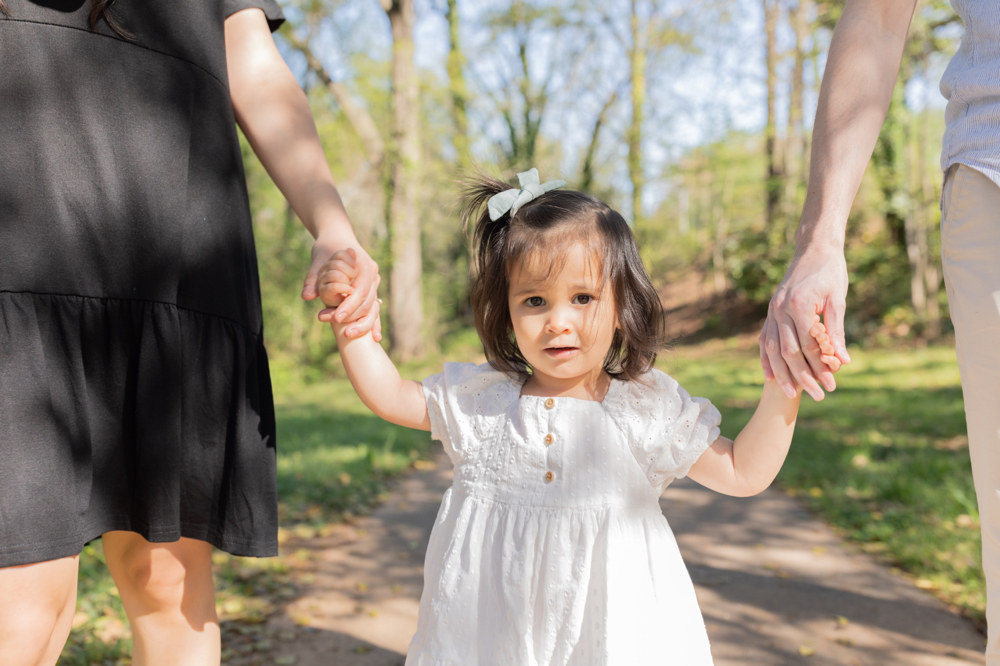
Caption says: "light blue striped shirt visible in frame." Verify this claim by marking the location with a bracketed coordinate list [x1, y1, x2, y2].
[940, 1, 1000, 183]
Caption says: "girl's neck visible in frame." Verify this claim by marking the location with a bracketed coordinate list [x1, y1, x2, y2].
[520, 367, 612, 402]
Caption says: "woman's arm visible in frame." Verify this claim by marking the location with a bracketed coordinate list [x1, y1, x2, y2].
[759, 0, 918, 401]
[224, 8, 381, 339]
[687, 380, 801, 497]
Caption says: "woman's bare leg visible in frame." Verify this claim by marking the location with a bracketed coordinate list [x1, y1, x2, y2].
[101, 532, 219, 666]
[0, 555, 79, 666]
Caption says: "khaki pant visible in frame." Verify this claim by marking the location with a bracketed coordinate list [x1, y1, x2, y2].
[942, 164, 1000, 661]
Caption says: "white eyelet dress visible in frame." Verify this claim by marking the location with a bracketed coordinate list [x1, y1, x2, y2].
[406, 362, 722, 666]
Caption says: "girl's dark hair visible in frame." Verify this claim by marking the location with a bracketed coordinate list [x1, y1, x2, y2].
[461, 172, 665, 383]
[0, 0, 131, 39]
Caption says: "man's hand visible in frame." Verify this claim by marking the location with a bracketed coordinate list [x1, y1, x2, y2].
[755, 0, 918, 401]
[759, 245, 850, 401]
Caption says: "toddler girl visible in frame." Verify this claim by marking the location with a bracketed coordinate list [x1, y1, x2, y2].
[320, 169, 821, 665]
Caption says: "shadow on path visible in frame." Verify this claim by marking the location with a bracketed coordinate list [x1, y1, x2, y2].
[246, 447, 985, 666]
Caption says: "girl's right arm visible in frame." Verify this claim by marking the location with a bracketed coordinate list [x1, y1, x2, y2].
[332, 323, 431, 431]
[322, 252, 430, 431]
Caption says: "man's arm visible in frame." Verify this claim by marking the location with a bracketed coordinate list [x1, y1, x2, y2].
[760, 0, 919, 401]
[225, 9, 381, 339]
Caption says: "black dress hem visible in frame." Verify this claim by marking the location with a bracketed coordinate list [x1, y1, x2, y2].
[0, 291, 279, 567]
[0, 519, 279, 568]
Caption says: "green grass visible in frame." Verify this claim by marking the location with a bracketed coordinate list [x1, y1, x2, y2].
[269, 326, 483, 530]
[59, 336, 982, 662]
[272, 377, 434, 527]
[663, 340, 982, 625]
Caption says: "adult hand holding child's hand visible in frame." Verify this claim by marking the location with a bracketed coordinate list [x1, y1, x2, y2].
[305, 239, 381, 340]
[759, 245, 850, 401]
[315, 247, 381, 339]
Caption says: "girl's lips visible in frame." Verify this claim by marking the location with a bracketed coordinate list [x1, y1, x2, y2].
[543, 347, 579, 358]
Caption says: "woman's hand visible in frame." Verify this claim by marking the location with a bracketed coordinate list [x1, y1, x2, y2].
[307, 243, 382, 341]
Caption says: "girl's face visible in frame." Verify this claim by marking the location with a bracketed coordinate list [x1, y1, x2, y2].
[507, 242, 618, 388]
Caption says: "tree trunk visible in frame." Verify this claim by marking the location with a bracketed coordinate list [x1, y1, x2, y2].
[713, 167, 735, 294]
[446, 0, 469, 164]
[763, 0, 781, 228]
[285, 33, 386, 169]
[678, 186, 690, 235]
[384, 0, 425, 361]
[904, 208, 928, 321]
[627, 0, 646, 226]
[518, 38, 544, 166]
[783, 0, 808, 243]
[917, 108, 942, 338]
[580, 88, 618, 192]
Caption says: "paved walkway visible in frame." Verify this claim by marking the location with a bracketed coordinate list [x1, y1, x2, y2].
[257, 446, 986, 665]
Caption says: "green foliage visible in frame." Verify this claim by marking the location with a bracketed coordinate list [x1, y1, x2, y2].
[726, 229, 795, 302]
[641, 102, 950, 345]
[638, 132, 768, 288]
[667, 342, 983, 624]
[273, 373, 435, 525]
[257, 0, 960, 361]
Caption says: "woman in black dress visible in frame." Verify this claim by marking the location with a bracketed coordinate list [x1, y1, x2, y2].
[0, 1, 381, 663]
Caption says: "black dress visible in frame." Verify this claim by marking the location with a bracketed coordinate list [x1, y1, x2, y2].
[0, 0, 284, 566]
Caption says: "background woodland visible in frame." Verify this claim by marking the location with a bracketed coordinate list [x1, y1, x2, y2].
[245, 0, 962, 367]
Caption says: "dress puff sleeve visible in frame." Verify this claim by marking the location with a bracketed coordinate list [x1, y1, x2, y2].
[606, 369, 722, 492]
[421, 362, 518, 464]
[224, 0, 285, 32]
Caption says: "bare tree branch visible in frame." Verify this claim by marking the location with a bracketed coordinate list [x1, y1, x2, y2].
[283, 30, 387, 168]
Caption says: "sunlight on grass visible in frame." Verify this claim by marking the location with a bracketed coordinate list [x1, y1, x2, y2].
[665, 342, 981, 625]
[59, 542, 131, 664]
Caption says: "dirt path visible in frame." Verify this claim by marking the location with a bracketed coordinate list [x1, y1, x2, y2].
[251, 446, 986, 665]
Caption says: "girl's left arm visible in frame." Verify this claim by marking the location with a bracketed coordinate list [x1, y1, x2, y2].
[224, 8, 381, 339]
[687, 380, 801, 497]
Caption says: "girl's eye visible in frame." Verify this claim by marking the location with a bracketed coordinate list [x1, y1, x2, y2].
[573, 294, 593, 305]
[526, 297, 544, 307]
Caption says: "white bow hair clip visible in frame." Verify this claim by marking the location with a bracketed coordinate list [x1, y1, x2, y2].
[487, 168, 567, 221]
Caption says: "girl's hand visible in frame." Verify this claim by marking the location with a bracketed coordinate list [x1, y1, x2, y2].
[305, 240, 382, 341]
[808, 317, 841, 372]
[317, 249, 359, 305]
[313, 247, 381, 340]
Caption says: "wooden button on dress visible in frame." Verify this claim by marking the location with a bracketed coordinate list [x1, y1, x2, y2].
[544, 471, 555, 482]
[544, 398, 555, 409]
[544, 434, 554, 445]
